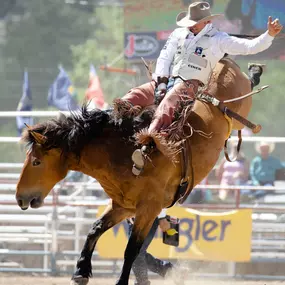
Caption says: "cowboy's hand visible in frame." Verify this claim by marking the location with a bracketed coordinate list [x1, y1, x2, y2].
[159, 218, 171, 232]
[268, 16, 283, 37]
[157, 82, 167, 95]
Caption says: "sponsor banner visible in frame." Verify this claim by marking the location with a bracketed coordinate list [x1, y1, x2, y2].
[97, 207, 252, 262]
[124, 32, 166, 61]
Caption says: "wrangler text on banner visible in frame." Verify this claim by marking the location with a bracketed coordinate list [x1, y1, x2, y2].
[96, 207, 252, 262]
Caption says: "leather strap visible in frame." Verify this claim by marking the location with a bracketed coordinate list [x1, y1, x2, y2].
[179, 139, 194, 204]
[219, 103, 261, 134]
[167, 140, 194, 208]
[224, 130, 242, 162]
[197, 93, 262, 134]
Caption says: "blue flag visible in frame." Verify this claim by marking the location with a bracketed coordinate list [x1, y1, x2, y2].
[47, 66, 78, 111]
[16, 70, 33, 136]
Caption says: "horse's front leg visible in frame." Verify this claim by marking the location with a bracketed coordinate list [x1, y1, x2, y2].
[71, 202, 133, 285]
[115, 201, 161, 285]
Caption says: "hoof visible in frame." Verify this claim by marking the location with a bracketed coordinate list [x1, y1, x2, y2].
[70, 276, 89, 285]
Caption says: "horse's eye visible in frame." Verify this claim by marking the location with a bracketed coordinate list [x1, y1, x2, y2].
[32, 160, 41, 167]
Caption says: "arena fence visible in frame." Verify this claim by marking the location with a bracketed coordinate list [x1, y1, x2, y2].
[1, 111, 285, 280]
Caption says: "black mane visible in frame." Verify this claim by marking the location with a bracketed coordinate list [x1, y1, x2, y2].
[22, 104, 154, 158]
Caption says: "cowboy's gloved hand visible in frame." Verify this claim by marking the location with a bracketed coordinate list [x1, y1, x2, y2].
[158, 218, 171, 232]
[267, 16, 283, 37]
[157, 82, 167, 95]
[157, 76, 168, 95]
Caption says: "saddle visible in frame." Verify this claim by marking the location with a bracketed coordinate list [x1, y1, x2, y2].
[167, 86, 267, 207]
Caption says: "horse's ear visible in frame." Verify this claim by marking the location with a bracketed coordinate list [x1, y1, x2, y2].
[30, 131, 47, 145]
[24, 123, 47, 144]
[24, 123, 32, 130]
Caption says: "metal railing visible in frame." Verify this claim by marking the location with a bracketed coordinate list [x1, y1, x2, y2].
[1, 111, 285, 279]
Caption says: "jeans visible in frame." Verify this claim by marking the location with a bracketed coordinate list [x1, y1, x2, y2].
[128, 218, 173, 285]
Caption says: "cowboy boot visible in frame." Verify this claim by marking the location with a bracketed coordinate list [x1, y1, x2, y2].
[248, 63, 266, 89]
[131, 145, 154, 176]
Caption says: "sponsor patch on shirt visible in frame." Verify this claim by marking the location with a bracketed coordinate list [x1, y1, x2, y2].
[188, 54, 208, 68]
[194, 47, 203, 55]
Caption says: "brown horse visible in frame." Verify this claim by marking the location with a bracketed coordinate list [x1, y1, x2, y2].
[16, 58, 252, 285]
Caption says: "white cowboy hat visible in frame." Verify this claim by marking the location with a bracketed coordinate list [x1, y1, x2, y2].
[176, 1, 223, 28]
[255, 141, 275, 154]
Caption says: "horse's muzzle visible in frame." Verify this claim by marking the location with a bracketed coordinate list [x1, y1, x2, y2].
[16, 194, 43, 210]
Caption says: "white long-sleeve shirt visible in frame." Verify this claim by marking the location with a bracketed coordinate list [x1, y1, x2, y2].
[155, 27, 274, 79]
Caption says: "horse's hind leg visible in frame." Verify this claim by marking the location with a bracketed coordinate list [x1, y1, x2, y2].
[115, 201, 161, 285]
[71, 202, 133, 285]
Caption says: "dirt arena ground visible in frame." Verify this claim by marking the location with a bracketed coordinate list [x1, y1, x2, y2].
[1, 276, 285, 285]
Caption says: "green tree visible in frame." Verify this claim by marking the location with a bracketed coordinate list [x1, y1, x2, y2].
[237, 60, 285, 137]
[4, 0, 93, 70]
[71, 6, 139, 103]
[2, 0, 95, 110]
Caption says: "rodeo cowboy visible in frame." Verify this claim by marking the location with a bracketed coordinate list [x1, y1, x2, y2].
[113, 1, 283, 175]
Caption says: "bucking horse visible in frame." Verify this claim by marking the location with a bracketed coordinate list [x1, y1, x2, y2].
[15, 58, 264, 285]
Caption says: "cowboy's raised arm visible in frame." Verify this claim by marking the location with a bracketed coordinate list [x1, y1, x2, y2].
[154, 29, 180, 80]
[217, 16, 283, 55]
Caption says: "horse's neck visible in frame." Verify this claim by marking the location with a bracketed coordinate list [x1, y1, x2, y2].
[69, 144, 105, 176]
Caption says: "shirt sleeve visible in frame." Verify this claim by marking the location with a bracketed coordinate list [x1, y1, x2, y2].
[217, 31, 274, 56]
[154, 30, 179, 77]
[274, 157, 284, 170]
[157, 209, 167, 219]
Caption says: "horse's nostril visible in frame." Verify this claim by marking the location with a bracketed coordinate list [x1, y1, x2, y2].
[17, 199, 23, 208]
[16, 196, 29, 210]
[30, 197, 43, 208]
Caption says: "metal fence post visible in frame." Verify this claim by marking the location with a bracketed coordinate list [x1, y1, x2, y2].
[51, 188, 59, 276]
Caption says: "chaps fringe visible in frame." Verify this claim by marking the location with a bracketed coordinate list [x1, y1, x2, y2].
[113, 98, 142, 120]
[135, 128, 182, 164]
[167, 99, 213, 142]
[134, 99, 213, 164]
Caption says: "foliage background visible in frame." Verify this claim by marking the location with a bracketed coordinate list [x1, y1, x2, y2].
[0, 0, 284, 162]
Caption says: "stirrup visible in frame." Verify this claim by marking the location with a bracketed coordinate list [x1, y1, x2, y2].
[132, 149, 145, 176]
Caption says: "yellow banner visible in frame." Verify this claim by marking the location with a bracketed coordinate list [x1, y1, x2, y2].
[96, 207, 252, 262]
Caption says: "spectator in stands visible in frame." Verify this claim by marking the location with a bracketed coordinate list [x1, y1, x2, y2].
[216, 150, 249, 201]
[185, 176, 212, 204]
[249, 141, 283, 198]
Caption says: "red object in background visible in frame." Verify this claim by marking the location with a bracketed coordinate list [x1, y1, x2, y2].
[99, 66, 137, 75]
[85, 65, 105, 109]
[125, 34, 135, 58]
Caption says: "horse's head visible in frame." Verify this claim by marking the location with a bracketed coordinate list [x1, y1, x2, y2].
[16, 127, 69, 210]
[208, 58, 253, 130]
[16, 108, 111, 210]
